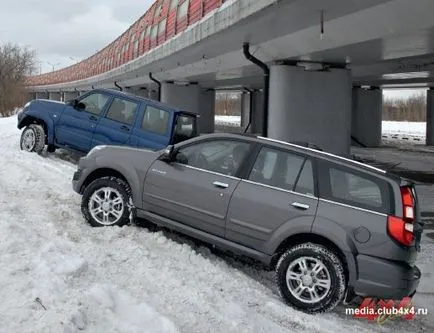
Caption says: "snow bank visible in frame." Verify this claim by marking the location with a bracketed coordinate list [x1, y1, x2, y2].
[1, 114, 433, 333]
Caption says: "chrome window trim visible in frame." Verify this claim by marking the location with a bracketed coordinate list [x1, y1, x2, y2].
[242, 179, 317, 200]
[319, 198, 387, 217]
[172, 162, 240, 180]
[257, 136, 386, 174]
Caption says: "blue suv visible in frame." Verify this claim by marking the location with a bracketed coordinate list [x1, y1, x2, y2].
[17, 89, 198, 154]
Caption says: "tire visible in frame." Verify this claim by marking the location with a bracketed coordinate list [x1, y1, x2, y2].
[20, 124, 45, 154]
[81, 177, 135, 228]
[47, 144, 56, 153]
[275, 242, 346, 314]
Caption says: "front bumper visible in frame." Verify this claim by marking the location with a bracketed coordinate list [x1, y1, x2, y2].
[353, 254, 421, 300]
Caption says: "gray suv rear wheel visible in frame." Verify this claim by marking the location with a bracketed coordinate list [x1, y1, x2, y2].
[276, 243, 346, 313]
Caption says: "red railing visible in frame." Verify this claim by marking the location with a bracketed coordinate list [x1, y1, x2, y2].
[26, 0, 230, 86]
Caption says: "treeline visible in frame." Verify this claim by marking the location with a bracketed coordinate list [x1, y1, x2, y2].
[216, 91, 428, 122]
[383, 93, 426, 122]
[0, 43, 35, 117]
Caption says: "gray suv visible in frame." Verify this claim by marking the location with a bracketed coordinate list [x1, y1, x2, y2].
[72, 133, 423, 313]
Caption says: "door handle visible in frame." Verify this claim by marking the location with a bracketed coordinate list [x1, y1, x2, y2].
[213, 181, 229, 189]
[291, 202, 310, 210]
[89, 115, 98, 121]
[120, 125, 130, 132]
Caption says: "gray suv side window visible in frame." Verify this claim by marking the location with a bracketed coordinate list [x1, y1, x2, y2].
[176, 140, 250, 176]
[79, 93, 110, 115]
[318, 161, 392, 214]
[329, 168, 382, 208]
[106, 98, 139, 125]
[249, 147, 314, 194]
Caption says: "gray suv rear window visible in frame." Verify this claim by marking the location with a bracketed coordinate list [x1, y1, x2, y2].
[318, 161, 392, 214]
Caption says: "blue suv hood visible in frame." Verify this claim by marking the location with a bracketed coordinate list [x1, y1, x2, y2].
[31, 99, 66, 112]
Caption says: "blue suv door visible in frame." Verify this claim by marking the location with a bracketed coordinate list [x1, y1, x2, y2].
[128, 103, 173, 150]
[55, 91, 111, 152]
[91, 96, 140, 148]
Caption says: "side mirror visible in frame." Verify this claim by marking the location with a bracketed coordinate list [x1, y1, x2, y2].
[161, 145, 176, 162]
[71, 99, 85, 110]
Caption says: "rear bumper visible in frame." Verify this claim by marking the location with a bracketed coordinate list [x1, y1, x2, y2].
[352, 254, 421, 300]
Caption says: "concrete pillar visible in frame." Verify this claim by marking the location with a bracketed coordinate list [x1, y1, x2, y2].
[351, 87, 383, 147]
[199, 89, 215, 134]
[268, 65, 352, 156]
[240, 91, 250, 128]
[250, 90, 264, 135]
[161, 83, 215, 134]
[48, 91, 61, 101]
[35, 92, 49, 99]
[426, 88, 434, 145]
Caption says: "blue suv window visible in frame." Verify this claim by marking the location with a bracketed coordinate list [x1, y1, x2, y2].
[142, 105, 169, 135]
[80, 93, 110, 115]
[106, 98, 138, 125]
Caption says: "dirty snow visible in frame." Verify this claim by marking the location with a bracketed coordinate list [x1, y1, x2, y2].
[0, 115, 433, 333]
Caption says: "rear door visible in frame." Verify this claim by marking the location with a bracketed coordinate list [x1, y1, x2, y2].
[143, 138, 252, 237]
[226, 146, 318, 253]
[91, 96, 140, 147]
[129, 103, 173, 150]
[55, 92, 111, 152]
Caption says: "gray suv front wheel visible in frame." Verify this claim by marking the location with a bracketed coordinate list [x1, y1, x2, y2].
[81, 177, 134, 227]
[276, 243, 346, 313]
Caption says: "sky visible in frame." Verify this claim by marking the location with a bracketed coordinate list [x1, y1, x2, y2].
[0, 0, 153, 74]
[383, 88, 427, 100]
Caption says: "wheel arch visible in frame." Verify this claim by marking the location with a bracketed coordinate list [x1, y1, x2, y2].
[80, 168, 130, 194]
[18, 115, 54, 144]
[271, 233, 351, 287]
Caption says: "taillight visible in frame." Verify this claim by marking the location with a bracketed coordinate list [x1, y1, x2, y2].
[387, 186, 415, 246]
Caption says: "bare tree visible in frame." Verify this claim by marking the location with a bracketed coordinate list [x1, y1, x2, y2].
[383, 92, 426, 122]
[0, 43, 36, 117]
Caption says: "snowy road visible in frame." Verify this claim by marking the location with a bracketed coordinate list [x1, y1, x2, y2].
[1, 115, 433, 333]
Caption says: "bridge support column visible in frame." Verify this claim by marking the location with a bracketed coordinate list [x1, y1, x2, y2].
[240, 91, 250, 128]
[161, 83, 215, 134]
[35, 92, 48, 99]
[268, 65, 352, 155]
[351, 87, 383, 147]
[48, 91, 61, 101]
[251, 90, 264, 135]
[426, 88, 434, 145]
[149, 89, 159, 101]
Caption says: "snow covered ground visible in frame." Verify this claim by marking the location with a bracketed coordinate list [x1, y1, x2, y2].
[1, 115, 433, 333]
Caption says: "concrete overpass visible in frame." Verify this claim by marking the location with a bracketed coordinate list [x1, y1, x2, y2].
[26, 0, 434, 155]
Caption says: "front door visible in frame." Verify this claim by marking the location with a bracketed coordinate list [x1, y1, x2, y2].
[226, 146, 319, 253]
[92, 97, 139, 148]
[143, 139, 252, 237]
[55, 92, 111, 152]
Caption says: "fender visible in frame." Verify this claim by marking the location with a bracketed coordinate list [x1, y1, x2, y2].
[93, 155, 144, 208]
[311, 216, 358, 287]
[18, 109, 57, 144]
[263, 214, 316, 255]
